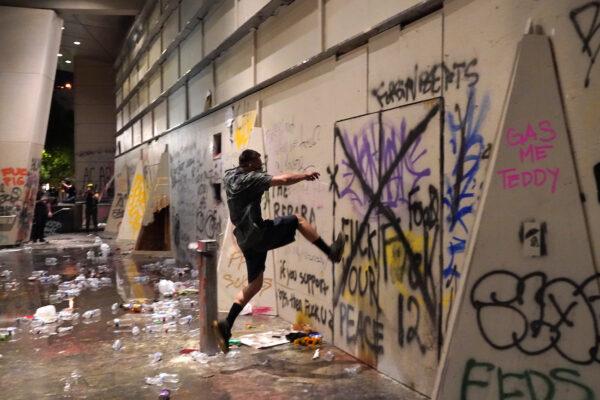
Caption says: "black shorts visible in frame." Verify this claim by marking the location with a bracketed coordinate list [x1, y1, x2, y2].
[243, 215, 298, 283]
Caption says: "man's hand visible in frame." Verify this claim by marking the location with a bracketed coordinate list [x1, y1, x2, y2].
[304, 171, 320, 181]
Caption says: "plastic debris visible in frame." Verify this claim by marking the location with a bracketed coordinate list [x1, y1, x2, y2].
[344, 364, 362, 375]
[45, 257, 58, 266]
[159, 388, 171, 400]
[112, 339, 123, 351]
[86, 250, 95, 260]
[178, 315, 192, 325]
[100, 243, 110, 257]
[134, 276, 150, 284]
[312, 348, 320, 360]
[111, 303, 119, 312]
[94, 236, 102, 245]
[157, 280, 175, 296]
[132, 326, 141, 336]
[323, 351, 335, 362]
[57, 326, 73, 334]
[34, 305, 58, 324]
[145, 373, 179, 386]
[81, 308, 101, 319]
[149, 352, 162, 364]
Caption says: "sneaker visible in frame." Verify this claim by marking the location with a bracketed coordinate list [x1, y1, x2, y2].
[212, 319, 231, 353]
[329, 232, 346, 263]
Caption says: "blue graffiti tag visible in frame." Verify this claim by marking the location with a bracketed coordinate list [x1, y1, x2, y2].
[443, 88, 490, 281]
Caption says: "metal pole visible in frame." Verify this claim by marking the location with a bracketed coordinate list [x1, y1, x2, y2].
[193, 239, 219, 355]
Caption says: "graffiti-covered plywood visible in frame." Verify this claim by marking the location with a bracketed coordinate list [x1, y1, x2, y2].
[117, 161, 147, 241]
[434, 35, 600, 399]
[333, 99, 442, 393]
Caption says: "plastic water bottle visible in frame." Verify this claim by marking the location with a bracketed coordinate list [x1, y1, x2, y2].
[178, 315, 192, 325]
[100, 243, 110, 258]
[81, 309, 101, 319]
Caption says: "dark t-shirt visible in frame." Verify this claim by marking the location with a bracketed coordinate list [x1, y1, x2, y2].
[85, 191, 98, 210]
[223, 167, 272, 246]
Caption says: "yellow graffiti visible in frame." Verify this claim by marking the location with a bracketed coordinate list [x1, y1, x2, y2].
[233, 111, 256, 150]
[385, 230, 427, 304]
[125, 172, 147, 232]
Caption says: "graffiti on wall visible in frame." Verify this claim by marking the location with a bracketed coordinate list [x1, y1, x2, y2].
[331, 99, 441, 390]
[170, 136, 223, 261]
[371, 59, 480, 108]
[442, 88, 490, 330]
[570, 1, 600, 88]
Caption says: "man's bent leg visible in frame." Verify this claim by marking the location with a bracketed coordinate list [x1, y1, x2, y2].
[295, 214, 346, 262]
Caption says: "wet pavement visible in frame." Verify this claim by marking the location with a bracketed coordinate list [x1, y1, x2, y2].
[0, 233, 425, 400]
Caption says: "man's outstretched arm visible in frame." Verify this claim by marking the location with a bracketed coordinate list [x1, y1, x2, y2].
[270, 171, 320, 187]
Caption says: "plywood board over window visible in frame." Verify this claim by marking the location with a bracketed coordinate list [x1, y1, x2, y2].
[153, 100, 167, 135]
[204, 0, 236, 55]
[168, 86, 186, 129]
[256, 0, 320, 84]
[149, 69, 161, 103]
[215, 32, 253, 105]
[162, 8, 179, 51]
[162, 49, 179, 91]
[188, 64, 214, 117]
[180, 23, 203, 75]
[142, 111, 153, 141]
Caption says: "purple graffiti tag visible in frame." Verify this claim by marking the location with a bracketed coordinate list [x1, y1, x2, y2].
[339, 115, 430, 215]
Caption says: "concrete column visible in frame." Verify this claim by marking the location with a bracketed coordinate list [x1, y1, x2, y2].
[0, 6, 62, 246]
[74, 58, 116, 200]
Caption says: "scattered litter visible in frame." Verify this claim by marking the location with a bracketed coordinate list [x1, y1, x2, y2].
[134, 276, 150, 284]
[111, 303, 119, 312]
[145, 373, 179, 386]
[158, 388, 171, 400]
[157, 280, 175, 297]
[100, 243, 110, 257]
[86, 250, 95, 260]
[323, 351, 335, 362]
[81, 309, 101, 319]
[0, 270, 11, 279]
[190, 351, 214, 364]
[0, 327, 17, 341]
[112, 339, 123, 351]
[34, 305, 58, 324]
[62, 370, 82, 393]
[94, 236, 102, 245]
[132, 326, 141, 336]
[228, 338, 241, 346]
[178, 315, 192, 325]
[57, 326, 73, 334]
[149, 352, 162, 364]
[45, 257, 58, 266]
[312, 348, 320, 360]
[344, 364, 362, 375]
[164, 259, 176, 265]
[238, 331, 289, 349]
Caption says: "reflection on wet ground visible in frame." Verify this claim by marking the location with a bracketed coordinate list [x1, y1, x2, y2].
[0, 234, 423, 400]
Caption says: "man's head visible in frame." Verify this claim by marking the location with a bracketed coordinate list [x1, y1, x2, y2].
[239, 149, 262, 171]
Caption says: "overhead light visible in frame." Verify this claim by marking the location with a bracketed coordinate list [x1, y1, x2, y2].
[73, 41, 81, 45]
[61, 27, 65, 30]
[65, 83, 72, 89]
[65, 60, 72, 64]
[57, 53, 63, 57]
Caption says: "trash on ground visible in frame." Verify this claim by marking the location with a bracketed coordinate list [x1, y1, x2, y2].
[323, 350, 335, 361]
[145, 373, 179, 386]
[157, 280, 175, 296]
[112, 339, 123, 351]
[158, 388, 171, 400]
[132, 326, 141, 335]
[238, 331, 289, 349]
[312, 348, 320, 359]
[81, 308, 101, 319]
[34, 305, 58, 324]
[45, 257, 58, 266]
[149, 352, 162, 364]
[344, 364, 362, 375]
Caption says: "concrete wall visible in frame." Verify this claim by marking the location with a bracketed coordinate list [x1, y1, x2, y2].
[113, 0, 600, 395]
[74, 58, 115, 197]
[0, 6, 62, 246]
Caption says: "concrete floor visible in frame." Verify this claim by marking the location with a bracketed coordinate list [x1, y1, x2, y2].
[0, 233, 425, 400]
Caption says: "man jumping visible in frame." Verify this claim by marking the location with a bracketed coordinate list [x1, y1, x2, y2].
[214, 149, 346, 353]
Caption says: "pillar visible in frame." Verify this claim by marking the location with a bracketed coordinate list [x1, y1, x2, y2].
[0, 6, 62, 246]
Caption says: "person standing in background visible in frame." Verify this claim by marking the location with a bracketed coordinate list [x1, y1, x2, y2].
[85, 183, 99, 232]
[30, 190, 52, 243]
